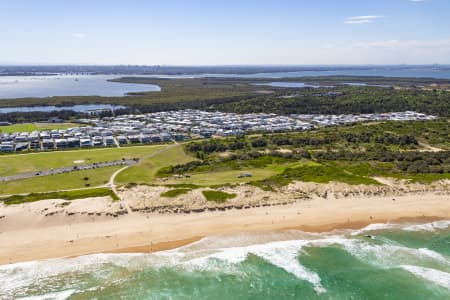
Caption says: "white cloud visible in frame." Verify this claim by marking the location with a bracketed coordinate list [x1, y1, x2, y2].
[71, 33, 86, 39]
[344, 15, 385, 24]
[409, 0, 426, 2]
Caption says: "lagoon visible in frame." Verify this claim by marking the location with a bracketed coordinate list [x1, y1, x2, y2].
[0, 75, 160, 99]
[0, 104, 126, 114]
[254, 82, 334, 88]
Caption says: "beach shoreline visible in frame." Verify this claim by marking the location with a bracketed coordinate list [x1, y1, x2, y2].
[1, 191, 449, 265]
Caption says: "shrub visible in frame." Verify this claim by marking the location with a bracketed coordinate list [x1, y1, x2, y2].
[202, 190, 236, 203]
[160, 188, 192, 198]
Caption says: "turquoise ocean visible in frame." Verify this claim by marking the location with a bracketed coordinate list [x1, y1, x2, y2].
[1, 220, 449, 300]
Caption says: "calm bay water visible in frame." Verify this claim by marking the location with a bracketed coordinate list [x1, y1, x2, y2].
[149, 67, 450, 79]
[254, 82, 329, 88]
[1, 220, 449, 299]
[0, 67, 449, 101]
[0, 75, 160, 99]
[232, 68, 450, 79]
[0, 104, 126, 114]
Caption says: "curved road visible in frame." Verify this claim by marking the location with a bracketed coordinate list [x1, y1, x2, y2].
[107, 143, 180, 213]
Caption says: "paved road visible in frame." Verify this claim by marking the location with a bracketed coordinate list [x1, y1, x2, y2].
[0, 159, 139, 183]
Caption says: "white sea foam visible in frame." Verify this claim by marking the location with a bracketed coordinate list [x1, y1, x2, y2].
[349, 220, 450, 236]
[17, 289, 77, 300]
[350, 223, 400, 236]
[336, 240, 450, 270]
[185, 239, 326, 294]
[403, 220, 450, 232]
[0, 253, 146, 296]
[401, 265, 450, 290]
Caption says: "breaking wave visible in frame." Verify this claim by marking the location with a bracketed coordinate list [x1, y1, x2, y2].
[1, 220, 449, 298]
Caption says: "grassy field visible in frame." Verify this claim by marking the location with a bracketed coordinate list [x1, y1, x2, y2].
[159, 157, 317, 187]
[0, 145, 165, 177]
[0, 122, 82, 133]
[0, 166, 121, 195]
[115, 145, 196, 185]
[163, 169, 279, 186]
[0, 187, 118, 205]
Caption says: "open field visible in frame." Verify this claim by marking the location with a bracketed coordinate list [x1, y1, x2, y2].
[0, 122, 81, 133]
[160, 159, 313, 187]
[0, 187, 118, 205]
[163, 169, 278, 186]
[0, 144, 165, 177]
[115, 144, 196, 185]
[0, 166, 121, 195]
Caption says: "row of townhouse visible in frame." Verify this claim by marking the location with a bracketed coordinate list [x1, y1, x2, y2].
[0, 110, 437, 152]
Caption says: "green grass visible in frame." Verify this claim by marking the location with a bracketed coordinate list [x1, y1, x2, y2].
[285, 164, 380, 185]
[329, 161, 450, 183]
[0, 187, 118, 205]
[0, 122, 81, 133]
[161, 157, 320, 187]
[0, 144, 165, 177]
[160, 188, 192, 198]
[164, 183, 201, 189]
[164, 169, 277, 186]
[251, 162, 380, 191]
[0, 166, 121, 195]
[115, 145, 196, 185]
[407, 173, 450, 183]
[202, 190, 237, 203]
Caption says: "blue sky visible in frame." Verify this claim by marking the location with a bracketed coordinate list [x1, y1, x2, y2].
[1, 0, 449, 65]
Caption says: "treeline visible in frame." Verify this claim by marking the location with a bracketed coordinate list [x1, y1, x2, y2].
[119, 86, 450, 117]
[185, 130, 419, 155]
[0, 110, 117, 123]
[186, 138, 248, 154]
[0, 110, 85, 123]
[258, 132, 417, 147]
[315, 150, 449, 174]
[212, 87, 450, 117]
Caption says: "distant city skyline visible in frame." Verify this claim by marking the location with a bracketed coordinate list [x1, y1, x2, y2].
[1, 0, 450, 65]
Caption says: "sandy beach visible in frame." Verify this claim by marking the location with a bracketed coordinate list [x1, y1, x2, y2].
[1, 184, 449, 265]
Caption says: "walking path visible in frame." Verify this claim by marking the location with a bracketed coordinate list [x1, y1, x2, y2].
[107, 143, 179, 210]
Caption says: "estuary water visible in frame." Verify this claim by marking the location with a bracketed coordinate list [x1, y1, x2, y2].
[0, 104, 126, 114]
[1, 67, 449, 100]
[144, 67, 450, 79]
[0, 75, 160, 99]
[1, 220, 449, 299]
